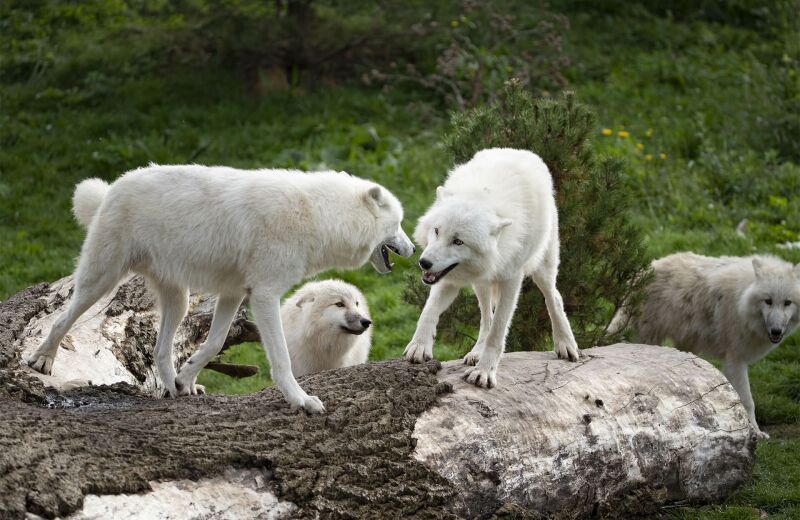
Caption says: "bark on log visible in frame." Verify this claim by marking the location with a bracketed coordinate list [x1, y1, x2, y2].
[0, 279, 756, 519]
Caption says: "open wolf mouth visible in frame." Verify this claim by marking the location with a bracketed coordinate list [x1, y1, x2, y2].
[422, 263, 458, 285]
[341, 326, 368, 335]
[769, 334, 783, 344]
[381, 244, 399, 271]
[371, 243, 400, 274]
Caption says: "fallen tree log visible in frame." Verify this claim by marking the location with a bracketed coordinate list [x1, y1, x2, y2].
[7, 275, 258, 397]
[0, 278, 756, 519]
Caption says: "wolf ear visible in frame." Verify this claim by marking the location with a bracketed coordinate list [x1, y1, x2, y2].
[296, 294, 315, 308]
[752, 258, 765, 280]
[365, 186, 382, 204]
[436, 186, 451, 200]
[491, 218, 513, 236]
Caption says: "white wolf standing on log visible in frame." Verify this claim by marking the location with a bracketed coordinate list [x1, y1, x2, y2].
[405, 148, 581, 388]
[611, 252, 800, 438]
[28, 165, 414, 413]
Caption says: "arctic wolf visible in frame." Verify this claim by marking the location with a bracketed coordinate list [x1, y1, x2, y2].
[282, 279, 372, 377]
[28, 165, 414, 413]
[405, 148, 580, 388]
[613, 252, 800, 438]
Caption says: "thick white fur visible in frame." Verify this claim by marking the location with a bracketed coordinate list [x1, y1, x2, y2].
[613, 252, 800, 438]
[282, 280, 372, 377]
[28, 164, 413, 413]
[405, 148, 580, 388]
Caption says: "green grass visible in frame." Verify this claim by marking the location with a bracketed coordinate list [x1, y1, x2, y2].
[2, 2, 800, 517]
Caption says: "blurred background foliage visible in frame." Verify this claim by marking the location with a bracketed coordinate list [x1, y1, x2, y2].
[2, 1, 800, 516]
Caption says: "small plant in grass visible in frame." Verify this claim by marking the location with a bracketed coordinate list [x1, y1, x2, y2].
[405, 80, 651, 352]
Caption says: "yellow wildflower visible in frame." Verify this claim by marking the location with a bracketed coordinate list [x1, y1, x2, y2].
[451, 20, 459, 28]
[601, 128, 612, 136]
[618, 130, 630, 138]
[636, 143, 644, 150]
[645, 128, 653, 137]
[645, 154, 653, 161]
[659, 153, 667, 160]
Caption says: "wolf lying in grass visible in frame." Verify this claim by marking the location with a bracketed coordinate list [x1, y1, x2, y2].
[405, 148, 581, 388]
[612, 252, 800, 438]
[28, 165, 414, 413]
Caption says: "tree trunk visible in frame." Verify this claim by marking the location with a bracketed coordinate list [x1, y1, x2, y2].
[0, 278, 755, 519]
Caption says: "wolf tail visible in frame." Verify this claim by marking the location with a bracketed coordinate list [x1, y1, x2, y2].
[606, 306, 629, 335]
[72, 178, 110, 228]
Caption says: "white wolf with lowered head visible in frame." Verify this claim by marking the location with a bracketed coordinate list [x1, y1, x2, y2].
[28, 165, 414, 413]
[613, 252, 800, 438]
[405, 148, 581, 388]
[282, 279, 372, 377]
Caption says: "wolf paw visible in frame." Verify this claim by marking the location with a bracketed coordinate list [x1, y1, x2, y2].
[554, 340, 581, 362]
[404, 339, 433, 363]
[463, 365, 497, 388]
[28, 354, 55, 375]
[174, 372, 203, 396]
[463, 352, 481, 366]
[288, 393, 326, 414]
[756, 429, 770, 440]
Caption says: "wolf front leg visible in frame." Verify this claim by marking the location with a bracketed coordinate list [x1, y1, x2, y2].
[463, 283, 495, 366]
[404, 282, 460, 363]
[464, 273, 524, 388]
[249, 287, 325, 414]
[175, 293, 244, 396]
[722, 358, 767, 439]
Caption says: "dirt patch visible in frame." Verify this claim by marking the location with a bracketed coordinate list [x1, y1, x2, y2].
[0, 360, 456, 519]
[0, 283, 50, 402]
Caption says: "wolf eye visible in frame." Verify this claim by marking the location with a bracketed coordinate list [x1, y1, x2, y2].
[434, 227, 439, 236]
[355, 301, 359, 307]
[453, 238, 463, 246]
[765, 298, 773, 306]
[785, 300, 792, 307]
[335, 301, 345, 308]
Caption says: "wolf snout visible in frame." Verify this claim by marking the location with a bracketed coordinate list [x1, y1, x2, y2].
[769, 327, 783, 342]
[419, 258, 433, 270]
[361, 318, 372, 329]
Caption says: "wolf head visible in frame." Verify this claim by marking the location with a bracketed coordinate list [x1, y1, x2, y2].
[295, 280, 372, 336]
[413, 188, 511, 285]
[362, 185, 415, 274]
[743, 258, 800, 344]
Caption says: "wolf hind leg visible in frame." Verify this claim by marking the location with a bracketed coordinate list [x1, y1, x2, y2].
[529, 237, 580, 362]
[29, 240, 126, 375]
[464, 272, 523, 388]
[151, 282, 189, 397]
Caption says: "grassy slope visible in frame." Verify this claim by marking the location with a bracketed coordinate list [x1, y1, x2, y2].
[1, 5, 798, 518]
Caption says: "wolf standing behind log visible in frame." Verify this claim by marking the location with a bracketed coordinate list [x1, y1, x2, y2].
[405, 148, 581, 388]
[611, 252, 800, 438]
[27, 165, 414, 413]
[282, 279, 372, 377]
